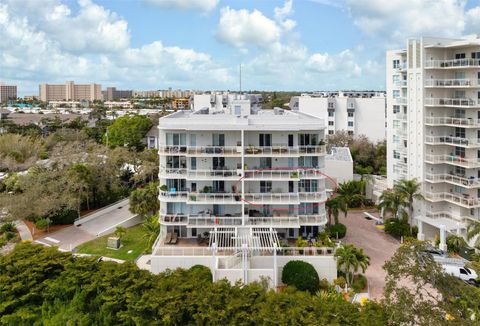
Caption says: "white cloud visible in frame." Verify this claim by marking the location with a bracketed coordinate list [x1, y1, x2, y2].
[306, 50, 362, 77]
[143, 0, 219, 13]
[216, 6, 282, 51]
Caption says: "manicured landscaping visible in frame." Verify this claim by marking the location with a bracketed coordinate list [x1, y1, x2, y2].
[75, 224, 148, 261]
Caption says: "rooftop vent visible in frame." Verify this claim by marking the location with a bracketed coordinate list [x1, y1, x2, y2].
[273, 107, 284, 115]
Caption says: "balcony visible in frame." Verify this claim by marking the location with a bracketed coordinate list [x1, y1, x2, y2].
[187, 169, 240, 180]
[425, 116, 480, 128]
[393, 97, 407, 104]
[424, 191, 480, 208]
[425, 58, 480, 69]
[246, 216, 300, 227]
[425, 135, 480, 148]
[425, 173, 480, 188]
[394, 63, 407, 71]
[425, 79, 480, 88]
[159, 168, 187, 178]
[159, 191, 189, 202]
[243, 193, 300, 204]
[424, 98, 480, 108]
[425, 154, 480, 168]
[243, 169, 325, 180]
[299, 213, 328, 225]
[158, 146, 241, 156]
[394, 80, 407, 87]
[160, 214, 189, 225]
[188, 193, 241, 204]
[244, 145, 326, 157]
[299, 191, 327, 202]
[187, 214, 243, 227]
[393, 112, 407, 120]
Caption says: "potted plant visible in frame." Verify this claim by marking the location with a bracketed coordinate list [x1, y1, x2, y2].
[160, 184, 168, 192]
[296, 236, 308, 254]
[290, 171, 299, 179]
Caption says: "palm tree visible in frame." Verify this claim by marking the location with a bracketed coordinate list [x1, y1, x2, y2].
[336, 181, 365, 212]
[378, 189, 407, 219]
[326, 198, 340, 225]
[114, 226, 126, 239]
[129, 182, 159, 216]
[143, 214, 160, 250]
[394, 179, 424, 224]
[467, 222, 480, 248]
[334, 244, 370, 286]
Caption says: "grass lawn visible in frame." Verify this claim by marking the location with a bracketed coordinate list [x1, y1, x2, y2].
[75, 225, 148, 261]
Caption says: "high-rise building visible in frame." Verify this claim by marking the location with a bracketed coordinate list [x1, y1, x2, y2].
[150, 95, 336, 285]
[386, 36, 480, 250]
[290, 91, 386, 142]
[0, 82, 17, 103]
[102, 87, 133, 101]
[39, 81, 102, 102]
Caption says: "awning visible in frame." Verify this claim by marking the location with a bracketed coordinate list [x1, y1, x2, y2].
[415, 215, 466, 231]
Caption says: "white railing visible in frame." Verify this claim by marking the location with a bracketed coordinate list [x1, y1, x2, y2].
[243, 193, 300, 203]
[277, 247, 334, 256]
[152, 246, 334, 257]
[188, 215, 243, 226]
[394, 63, 407, 70]
[187, 146, 240, 156]
[189, 193, 240, 203]
[246, 216, 300, 226]
[299, 192, 326, 201]
[425, 173, 480, 187]
[425, 136, 480, 147]
[299, 214, 328, 225]
[244, 145, 326, 156]
[425, 154, 480, 167]
[425, 117, 480, 127]
[159, 191, 189, 201]
[424, 98, 480, 107]
[425, 58, 480, 69]
[394, 80, 407, 87]
[187, 169, 240, 179]
[160, 214, 189, 224]
[393, 112, 407, 120]
[393, 97, 407, 104]
[425, 79, 480, 87]
[244, 169, 299, 180]
[425, 210, 465, 221]
[159, 168, 187, 177]
[424, 191, 479, 207]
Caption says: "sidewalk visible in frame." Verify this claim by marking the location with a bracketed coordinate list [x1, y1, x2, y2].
[15, 220, 33, 241]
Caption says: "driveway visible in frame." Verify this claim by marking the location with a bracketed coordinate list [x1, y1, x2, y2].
[340, 210, 400, 300]
[34, 200, 138, 251]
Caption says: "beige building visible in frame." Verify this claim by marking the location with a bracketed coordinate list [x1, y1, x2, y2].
[39, 81, 102, 102]
[0, 82, 17, 103]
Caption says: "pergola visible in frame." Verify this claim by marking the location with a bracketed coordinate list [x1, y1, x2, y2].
[208, 227, 281, 252]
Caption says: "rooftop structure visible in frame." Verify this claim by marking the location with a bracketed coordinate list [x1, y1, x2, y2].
[151, 97, 336, 286]
[386, 35, 480, 250]
[290, 91, 386, 142]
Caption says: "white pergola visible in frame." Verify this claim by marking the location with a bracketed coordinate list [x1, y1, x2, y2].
[208, 227, 280, 252]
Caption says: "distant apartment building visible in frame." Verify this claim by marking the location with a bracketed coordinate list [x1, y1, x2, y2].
[151, 96, 336, 286]
[192, 92, 263, 111]
[289, 91, 386, 142]
[0, 82, 17, 103]
[102, 87, 133, 101]
[39, 81, 102, 102]
[386, 36, 480, 250]
[133, 89, 197, 99]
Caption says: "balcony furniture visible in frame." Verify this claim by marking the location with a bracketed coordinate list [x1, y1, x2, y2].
[165, 233, 172, 244]
[170, 233, 178, 244]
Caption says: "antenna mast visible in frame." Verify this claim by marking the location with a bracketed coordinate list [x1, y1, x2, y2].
[239, 64, 242, 93]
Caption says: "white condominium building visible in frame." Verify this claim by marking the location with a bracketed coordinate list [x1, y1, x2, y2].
[0, 82, 17, 103]
[151, 95, 336, 286]
[39, 81, 102, 102]
[192, 92, 263, 112]
[386, 36, 480, 249]
[289, 91, 386, 142]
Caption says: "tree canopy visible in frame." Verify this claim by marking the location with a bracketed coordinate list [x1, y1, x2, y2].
[103, 113, 153, 150]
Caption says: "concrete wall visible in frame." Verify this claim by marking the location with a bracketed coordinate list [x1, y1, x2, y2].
[324, 159, 353, 189]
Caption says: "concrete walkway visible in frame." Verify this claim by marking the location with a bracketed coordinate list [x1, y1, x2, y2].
[34, 201, 140, 251]
[15, 220, 33, 241]
[340, 210, 400, 301]
[136, 254, 152, 271]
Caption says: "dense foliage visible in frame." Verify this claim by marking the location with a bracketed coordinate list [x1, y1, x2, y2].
[103, 113, 153, 150]
[0, 244, 387, 325]
[129, 181, 160, 216]
[326, 131, 386, 175]
[281, 260, 320, 294]
[325, 223, 347, 239]
[384, 217, 417, 239]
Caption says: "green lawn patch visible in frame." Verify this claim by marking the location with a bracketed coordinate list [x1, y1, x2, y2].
[75, 224, 148, 261]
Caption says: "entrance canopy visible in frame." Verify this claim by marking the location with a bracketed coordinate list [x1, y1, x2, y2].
[415, 215, 466, 232]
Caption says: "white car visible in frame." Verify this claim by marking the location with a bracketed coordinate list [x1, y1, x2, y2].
[442, 264, 478, 282]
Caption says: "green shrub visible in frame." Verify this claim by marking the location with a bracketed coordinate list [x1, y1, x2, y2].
[326, 223, 347, 239]
[4, 231, 16, 241]
[384, 218, 411, 239]
[47, 209, 77, 225]
[35, 218, 50, 230]
[351, 274, 368, 293]
[0, 236, 7, 248]
[319, 278, 331, 291]
[333, 276, 346, 288]
[282, 260, 320, 294]
[446, 235, 467, 254]
[0, 222, 16, 233]
[188, 265, 213, 282]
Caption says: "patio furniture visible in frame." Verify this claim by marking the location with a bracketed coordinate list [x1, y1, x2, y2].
[165, 233, 172, 244]
[170, 233, 178, 244]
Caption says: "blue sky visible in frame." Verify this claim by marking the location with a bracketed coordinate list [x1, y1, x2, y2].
[1, 0, 480, 95]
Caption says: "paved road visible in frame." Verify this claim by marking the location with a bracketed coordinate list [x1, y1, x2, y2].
[35, 200, 136, 251]
[340, 210, 400, 300]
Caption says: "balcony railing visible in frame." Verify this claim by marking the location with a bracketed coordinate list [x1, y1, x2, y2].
[424, 98, 480, 107]
[425, 79, 480, 87]
[425, 173, 480, 187]
[159, 191, 189, 201]
[243, 193, 300, 204]
[160, 214, 189, 224]
[299, 214, 328, 225]
[425, 117, 480, 127]
[244, 169, 299, 180]
[299, 192, 326, 201]
[425, 58, 480, 69]
[425, 136, 480, 147]
[187, 169, 240, 179]
[393, 97, 407, 104]
[159, 168, 187, 177]
[189, 193, 241, 204]
[244, 145, 326, 156]
[246, 216, 300, 226]
[425, 154, 480, 168]
[394, 80, 407, 87]
[393, 112, 407, 120]
[188, 215, 243, 227]
[394, 63, 407, 71]
[424, 191, 480, 207]
[159, 146, 241, 156]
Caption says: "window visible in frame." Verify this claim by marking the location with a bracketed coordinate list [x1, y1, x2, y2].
[299, 179, 318, 192]
[190, 157, 196, 170]
[348, 131, 354, 135]
[455, 166, 465, 176]
[260, 181, 272, 193]
[190, 134, 196, 146]
[167, 156, 186, 168]
[299, 156, 318, 168]
[348, 121, 354, 127]
[454, 90, 465, 99]
[393, 150, 400, 159]
[328, 102, 334, 109]
[259, 157, 272, 169]
[455, 147, 465, 157]
[393, 120, 400, 128]
[393, 105, 400, 114]
[328, 111, 334, 117]
[166, 133, 186, 145]
[148, 136, 156, 149]
[455, 127, 465, 138]
[393, 75, 400, 83]
[348, 112, 354, 117]
[454, 109, 465, 118]
[393, 90, 400, 98]
[259, 133, 272, 147]
[472, 52, 480, 59]
[455, 53, 466, 59]
[191, 228, 197, 237]
[213, 157, 225, 169]
[298, 134, 318, 146]
[328, 121, 334, 126]
[393, 59, 400, 69]
[212, 134, 225, 146]
[328, 130, 334, 135]
[454, 71, 465, 79]
[234, 105, 241, 116]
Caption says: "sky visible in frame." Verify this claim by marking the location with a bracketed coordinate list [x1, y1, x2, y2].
[2, 0, 480, 96]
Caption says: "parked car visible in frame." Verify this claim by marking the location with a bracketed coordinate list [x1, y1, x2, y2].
[442, 264, 478, 282]
[423, 246, 448, 258]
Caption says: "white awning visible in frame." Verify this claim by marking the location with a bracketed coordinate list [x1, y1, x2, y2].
[415, 215, 466, 231]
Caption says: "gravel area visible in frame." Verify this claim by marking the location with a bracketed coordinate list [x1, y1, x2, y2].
[340, 210, 400, 300]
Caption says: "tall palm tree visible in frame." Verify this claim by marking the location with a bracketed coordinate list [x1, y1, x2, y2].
[394, 179, 424, 224]
[334, 244, 370, 286]
[378, 189, 407, 219]
[143, 214, 160, 250]
[467, 222, 480, 248]
[326, 198, 340, 225]
[336, 181, 365, 212]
